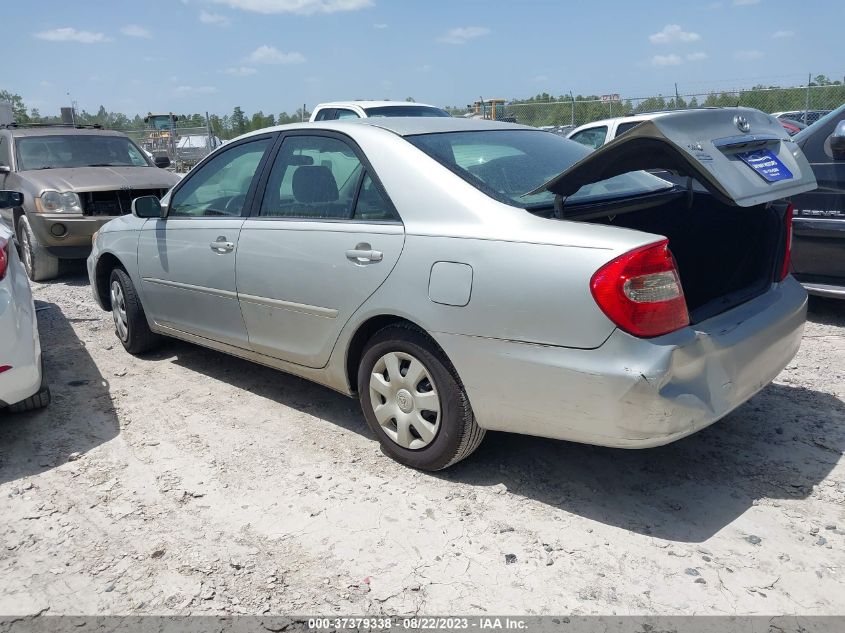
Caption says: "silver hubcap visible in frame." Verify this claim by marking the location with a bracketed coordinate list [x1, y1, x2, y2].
[110, 280, 129, 342]
[369, 351, 441, 450]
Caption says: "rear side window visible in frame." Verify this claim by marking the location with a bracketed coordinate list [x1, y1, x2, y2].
[260, 135, 364, 219]
[314, 109, 336, 121]
[0, 136, 10, 167]
[569, 126, 608, 149]
[335, 109, 360, 120]
[353, 173, 397, 221]
[615, 121, 644, 137]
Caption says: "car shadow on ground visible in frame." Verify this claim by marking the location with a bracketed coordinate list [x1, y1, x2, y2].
[159, 337, 844, 544]
[0, 300, 119, 486]
[807, 295, 845, 326]
[439, 381, 845, 543]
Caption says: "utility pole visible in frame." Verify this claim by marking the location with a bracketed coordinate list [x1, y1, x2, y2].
[674, 83, 680, 109]
[804, 73, 812, 125]
[570, 91, 575, 127]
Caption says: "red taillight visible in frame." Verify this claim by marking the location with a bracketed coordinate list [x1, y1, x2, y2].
[591, 239, 690, 338]
[0, 237, 8, 281]
[0, 365, 12, 374]
[779, 203, 793, 282]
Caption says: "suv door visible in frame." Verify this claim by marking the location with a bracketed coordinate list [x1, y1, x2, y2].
[236, 132, 404, 368]
[791, 107, 845, 291]
[137, 135, 274, 346]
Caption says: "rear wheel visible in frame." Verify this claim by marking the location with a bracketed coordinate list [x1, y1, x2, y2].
[17, 215, 60, 282]
[109, 268, 160, 355]
[357, 326, 485, 471]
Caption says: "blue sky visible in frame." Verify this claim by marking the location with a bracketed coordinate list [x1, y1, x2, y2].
[5, 0, 844, 117]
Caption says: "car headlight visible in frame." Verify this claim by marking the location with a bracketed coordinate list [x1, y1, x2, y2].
[38, 190, 82, 213]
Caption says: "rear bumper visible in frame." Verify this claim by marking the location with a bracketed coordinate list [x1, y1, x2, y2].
[0, 262, 43, 408]
[434, 277, 807, 447]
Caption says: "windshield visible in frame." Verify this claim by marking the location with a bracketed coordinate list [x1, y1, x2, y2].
[364, 105, 451, 118]
[407, 129, 673, 209]
[16, 134, 151, 171]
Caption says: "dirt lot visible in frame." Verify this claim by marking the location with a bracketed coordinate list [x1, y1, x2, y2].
[1, 268, 844, 616]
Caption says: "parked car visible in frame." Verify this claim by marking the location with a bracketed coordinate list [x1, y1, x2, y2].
[779, 118, 807, 136]
[89, 109, 813, 470]
[310, 101, 450, 122]
[0, 194, 49, 413]
[789, 103, 845, 298]
[772, 110, 831, 126]
[0, 124, 182, 281]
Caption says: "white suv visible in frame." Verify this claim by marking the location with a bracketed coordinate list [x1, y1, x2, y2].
[0, 193, 49, 413]
[310, 101, 450, 122]
[566, 112, 679, 149]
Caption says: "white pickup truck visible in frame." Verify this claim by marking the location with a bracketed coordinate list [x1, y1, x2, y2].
[309, 100, 450, 122]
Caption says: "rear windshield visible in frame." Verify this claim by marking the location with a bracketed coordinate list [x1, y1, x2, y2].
[16, 134, 151, 171]
[407, 129, 672, 209]
[364, 106, 451, 118]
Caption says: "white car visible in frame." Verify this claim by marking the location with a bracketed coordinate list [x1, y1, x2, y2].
[0, 193, 49, 413]
[567, 112, 679, 149]
[309, 100, 450, 122]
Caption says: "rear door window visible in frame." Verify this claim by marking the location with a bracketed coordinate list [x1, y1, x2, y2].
[569, 126, 608, 149]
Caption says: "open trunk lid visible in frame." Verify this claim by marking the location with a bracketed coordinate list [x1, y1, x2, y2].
[533, 107, 816, 207]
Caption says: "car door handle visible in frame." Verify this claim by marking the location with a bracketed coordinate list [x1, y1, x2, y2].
[210, 237, 235, 253]
[345, 248, 383, 263]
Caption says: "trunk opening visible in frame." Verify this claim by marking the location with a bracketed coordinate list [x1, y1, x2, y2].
[573, 193, 785, 323]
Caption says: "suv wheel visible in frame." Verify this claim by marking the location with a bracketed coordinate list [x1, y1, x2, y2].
[17, 215, 60, 282]
[357, 326, 485, 471]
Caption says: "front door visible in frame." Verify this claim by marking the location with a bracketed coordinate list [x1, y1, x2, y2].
[137, 135, 274, 347]
[236, 133, 404, 368]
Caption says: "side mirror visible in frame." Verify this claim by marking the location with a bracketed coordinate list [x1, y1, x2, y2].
[0, 165, 10, 174]
[132, 195, 164, 219]
[0, 190, 23, 209]
[154, 155, 171, 169]
[831, 121, 845, 161]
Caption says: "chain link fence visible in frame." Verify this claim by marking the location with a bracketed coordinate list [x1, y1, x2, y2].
[124, 126, 224, 172]
[473, 84, 845, 131]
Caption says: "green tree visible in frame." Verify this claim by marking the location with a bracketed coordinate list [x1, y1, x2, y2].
[0, 90, 30, 122]
[231, 107, 247, 135]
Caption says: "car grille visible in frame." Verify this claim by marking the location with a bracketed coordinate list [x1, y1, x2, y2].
[80, 189, 166, 216]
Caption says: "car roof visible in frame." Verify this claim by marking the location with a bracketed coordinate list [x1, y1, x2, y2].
[6, 126, 128, 138]
[315, 100, 442, 110]
[238, 117, 532, 141]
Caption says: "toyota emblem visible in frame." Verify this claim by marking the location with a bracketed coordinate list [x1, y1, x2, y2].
[734, 115, 751, 133]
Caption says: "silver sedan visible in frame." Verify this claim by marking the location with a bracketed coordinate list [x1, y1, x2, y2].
[88, 109, 814, 470]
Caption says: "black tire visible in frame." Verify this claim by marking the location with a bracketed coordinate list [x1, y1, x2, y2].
[109, 268, 160, 355]
[7, 355, 51, 413]
[17, 215, 60, 282]
[357, 325, 485, 471]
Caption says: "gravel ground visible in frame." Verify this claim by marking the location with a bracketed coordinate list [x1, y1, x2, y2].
[1, 267, 844, 616]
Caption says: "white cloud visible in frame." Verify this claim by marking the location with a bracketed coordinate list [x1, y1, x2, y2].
[121, 25, 152, 38]
[34, 27, 110, 44]
[649, 24, 700, 44]
[772, 30, 794, 38]
[439, 26, 491, 44]
[734, 49, 763, 60]
[224, 66, 258, 76]
[373, 23, 388, 29]
[247, 45, 306, 64]
[686, 51, 707, 61]
[173, 85, 219, 95]
[200, 10, 231, 25]
[212, 0, 373, 14]
[734, 0, 761, 5]
[651, 53, 683, 67]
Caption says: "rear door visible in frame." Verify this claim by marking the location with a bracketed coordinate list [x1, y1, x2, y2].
[791, 107, 845, 287]
[538, 107, 817, 207]
[137, 134, 274, 347]
[236, 131, 404, 368]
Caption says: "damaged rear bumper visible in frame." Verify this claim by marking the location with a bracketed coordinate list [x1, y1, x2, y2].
[433, 276, 807, 447]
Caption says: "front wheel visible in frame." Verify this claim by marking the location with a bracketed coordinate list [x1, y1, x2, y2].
[357, 326, 485, 471]
[17, 215, 59, 282]
[109, 268, 160, 355]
